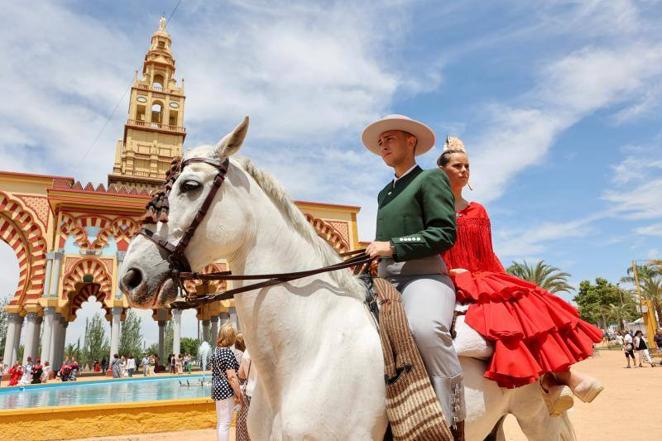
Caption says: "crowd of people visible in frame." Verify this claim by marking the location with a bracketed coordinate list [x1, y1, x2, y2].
[608, 328, 662, 368]
[0, 349, 201, 385]
[0, 356, 77, 385]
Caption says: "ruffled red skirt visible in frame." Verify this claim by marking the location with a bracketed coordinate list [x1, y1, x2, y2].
[452, 271, 603, 389]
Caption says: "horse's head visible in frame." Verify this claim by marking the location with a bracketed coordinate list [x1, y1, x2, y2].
[119, 117, 251, 308]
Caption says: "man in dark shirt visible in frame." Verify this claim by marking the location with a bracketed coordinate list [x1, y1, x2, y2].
[363, 114, 465, 438]
[654, 329, 662, 365]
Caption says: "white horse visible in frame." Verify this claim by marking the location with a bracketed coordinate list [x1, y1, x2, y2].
[119, 117, 576, 441]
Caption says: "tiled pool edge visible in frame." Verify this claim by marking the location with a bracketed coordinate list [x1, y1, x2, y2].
[0, 397, 218, 440]
[0, 373, 207, 394]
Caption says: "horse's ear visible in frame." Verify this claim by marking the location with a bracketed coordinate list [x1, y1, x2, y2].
[215, 116, 249, 159]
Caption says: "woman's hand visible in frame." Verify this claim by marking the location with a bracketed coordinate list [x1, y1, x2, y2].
[449, 268, 468, 276]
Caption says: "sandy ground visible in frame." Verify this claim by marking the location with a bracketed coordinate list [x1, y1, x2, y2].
[65, 350, 662, 440]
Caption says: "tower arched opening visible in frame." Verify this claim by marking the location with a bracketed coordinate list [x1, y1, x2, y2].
[151, 102, 163, 126]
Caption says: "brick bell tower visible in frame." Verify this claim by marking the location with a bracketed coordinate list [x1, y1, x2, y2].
[108, 16, 186, 192]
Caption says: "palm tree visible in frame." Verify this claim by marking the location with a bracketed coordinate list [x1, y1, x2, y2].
[506, 260, 574, 294]
[640, 276, 662, 328]
[621, 264, 662, 325]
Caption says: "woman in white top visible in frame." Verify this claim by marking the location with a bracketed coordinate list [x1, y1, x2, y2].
[126, 356, 136, 377]
[634, 330, 655, 368]
[236, 349, 257, 441]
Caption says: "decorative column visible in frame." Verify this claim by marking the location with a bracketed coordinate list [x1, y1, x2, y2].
[172, 309, 182, 356]
[218, 312, 230, 327]
[115, 252, 126, 299]
[30, 315, 43, 361]
[201, 319, 211, 344]
[52, 316, 67, 370]
[229, 306, 239, 331]
[210, 315, 219, 343]
[40, 307, 56, 364]
[60, 320, 69, 368]
[109, 307, 122, 362]
[49, 316, 62, 368]
[42, 255, 54, 298]
[22, 312, 39, 364]
[48, 251, 64, 297]
[158, 320, 166, 363]
[2, 314, 23, 366]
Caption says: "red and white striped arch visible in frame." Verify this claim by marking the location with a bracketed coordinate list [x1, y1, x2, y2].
[305, 214, 350, 253]
[58, 214, 89, 249]
[62, 257, 113, 306]
[0, 191, 47, 305]
[70, 283, 109, 317]
[96, 217, 140, 251]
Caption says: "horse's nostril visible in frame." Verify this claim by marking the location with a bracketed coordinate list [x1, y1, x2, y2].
[121, 268, 144, 292]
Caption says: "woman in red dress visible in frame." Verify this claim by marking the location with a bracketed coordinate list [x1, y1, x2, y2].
[437, 137, 603, 413]
[8, 361, 22, 386]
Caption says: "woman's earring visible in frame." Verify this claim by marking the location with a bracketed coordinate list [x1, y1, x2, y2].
[467, 182, 474, 191]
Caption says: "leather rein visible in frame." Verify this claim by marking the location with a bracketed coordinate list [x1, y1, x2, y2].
[138, 156, 374, 310]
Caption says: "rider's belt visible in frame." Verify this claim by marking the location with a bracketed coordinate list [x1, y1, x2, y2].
[378, 255, 449, 278]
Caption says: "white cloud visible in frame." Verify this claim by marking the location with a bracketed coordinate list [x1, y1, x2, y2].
[603, 179, 662, 220]
[612, 155, 662, 185]
[0, 2, 138, 184]
[613, 84, 662, 123]
[470, 44, 662, 202]
[494, 215, 595, 258]
[175, 1, 412, 143]
[635, 223, 662, 237]
[604, 144, 662, 220]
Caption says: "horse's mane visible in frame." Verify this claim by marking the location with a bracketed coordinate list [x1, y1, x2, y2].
[234, 156, 365, 299]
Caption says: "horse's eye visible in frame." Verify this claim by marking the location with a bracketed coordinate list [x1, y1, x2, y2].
[180, 180, 202, 193]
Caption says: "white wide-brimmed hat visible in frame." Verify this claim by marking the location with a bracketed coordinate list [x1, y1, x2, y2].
[362, 114, 436, 156]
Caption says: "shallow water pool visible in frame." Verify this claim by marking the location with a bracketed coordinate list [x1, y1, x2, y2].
[0, 374, 210, 410]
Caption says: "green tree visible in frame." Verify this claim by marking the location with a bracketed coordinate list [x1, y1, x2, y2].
[145, 343, 159, 357]
[0, 297, 8, 357]
[621, 263, 662, 326]
[507, 260, 574, 294]
[81, 313, 110, 368]
[119, 310, 143, 358]
[574, 278, 638, 328]
[65, 340, 81, 361]
[180, 337, 200, 358]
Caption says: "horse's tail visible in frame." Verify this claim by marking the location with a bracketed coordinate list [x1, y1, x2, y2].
[559, 411, 577, 441]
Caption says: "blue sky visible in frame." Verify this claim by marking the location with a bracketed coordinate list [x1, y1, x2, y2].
[1, 0, 661, 346]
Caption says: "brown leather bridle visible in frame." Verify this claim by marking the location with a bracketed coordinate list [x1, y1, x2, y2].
[139, 156, 230, 276]
[138, 156, 374, 310]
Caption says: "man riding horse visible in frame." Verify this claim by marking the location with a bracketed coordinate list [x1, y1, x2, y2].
[363, 114, 466, 440]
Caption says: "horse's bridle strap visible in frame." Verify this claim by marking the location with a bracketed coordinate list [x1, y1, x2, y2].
[170, 251, 374, 309]
[139, 157, 229, 273]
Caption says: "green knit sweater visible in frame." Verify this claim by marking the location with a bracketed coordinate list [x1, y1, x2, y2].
[375, 166, 456, 261]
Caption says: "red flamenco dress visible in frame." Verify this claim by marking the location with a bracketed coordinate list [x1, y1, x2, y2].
[442, 202, 602, 389]
[8, 365, 22, 386]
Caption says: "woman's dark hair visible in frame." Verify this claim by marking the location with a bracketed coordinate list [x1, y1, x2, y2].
[436, 149, 466, 167]
[235, 333, 246, 352]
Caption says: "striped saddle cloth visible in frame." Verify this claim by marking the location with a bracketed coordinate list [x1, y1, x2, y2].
[371, 277, 453, 441]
